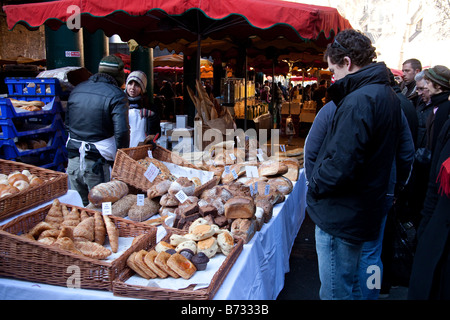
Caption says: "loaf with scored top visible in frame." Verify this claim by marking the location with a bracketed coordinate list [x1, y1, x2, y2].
[88, 180, 129, 206]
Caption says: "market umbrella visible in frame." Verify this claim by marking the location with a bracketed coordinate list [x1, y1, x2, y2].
[154, 54, 212, 68]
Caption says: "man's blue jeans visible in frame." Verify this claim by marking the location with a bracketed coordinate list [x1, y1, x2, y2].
[315, 225, 364, 300]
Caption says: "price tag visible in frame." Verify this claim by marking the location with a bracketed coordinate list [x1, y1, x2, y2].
[198, 199, 209, 207]
[257, 148, 263, 154]
[246, 165, 259, 178]
[231, 169, 238, 180]
[229, 153, 236, 161]
[147, 150, 153, 158]
[280, 145, 286, 152]
[250, 184, 254, 196]
[144, 163, 159, 182]
[137, 194, 145, 206]
[264, 184, 270, 195]
[102, 202, 112, 215]
[175, 190, 188, 203]
[224, 165, 231, 175]
[257, 153, 265, 162]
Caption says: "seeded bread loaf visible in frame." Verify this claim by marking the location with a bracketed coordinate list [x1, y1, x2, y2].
[88, 180, 129, 206]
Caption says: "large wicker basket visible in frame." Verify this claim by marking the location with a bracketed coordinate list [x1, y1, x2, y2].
[111, 144, 199, 192]
[112, 229, 243, 300]
[0, 203, 157, 291]
[0, 159, 68, 221]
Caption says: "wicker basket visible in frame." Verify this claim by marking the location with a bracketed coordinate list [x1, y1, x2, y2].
[0, 203, 157, 291]
[111, 144, 199, 192]
[112, 229, 243, 300]
[0, 159, 68, 221]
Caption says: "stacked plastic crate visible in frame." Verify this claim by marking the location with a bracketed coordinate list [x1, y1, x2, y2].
[0, 77, 68, 172]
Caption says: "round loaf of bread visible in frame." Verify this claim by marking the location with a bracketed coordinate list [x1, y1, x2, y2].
[168, 177, 195, 196]
[13, 179, 29, 191]
[217, 231, 235, 256]
[197, 237, 218, 259]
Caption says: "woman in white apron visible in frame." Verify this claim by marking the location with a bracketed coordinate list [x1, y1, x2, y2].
[125, 71, 161, 147]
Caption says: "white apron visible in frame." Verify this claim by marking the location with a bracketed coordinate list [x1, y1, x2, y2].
[128, 108, 147, 147]
[67, 135, 117, 171]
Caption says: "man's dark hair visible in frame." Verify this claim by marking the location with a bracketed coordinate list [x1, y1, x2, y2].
[324, 29, 377, 67]
[403, 58, 422, 72]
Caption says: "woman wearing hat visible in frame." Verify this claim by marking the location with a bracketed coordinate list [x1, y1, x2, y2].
[423, 66, 450, 156]
[125, 71, 161, 147]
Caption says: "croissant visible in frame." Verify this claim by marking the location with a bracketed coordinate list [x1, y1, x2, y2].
[58, 226, 74, 241]
[53, 237, 82, 255]
[94, 211, 106, 245]
[28, 221, 55, 239]
[80, 210, 89, 221]
[61, 204, 70, 217]
[103, 215, 119, 253]
[74, 241, 112, 260]
[44, 199, 64, 228]
[62, 207, 80, 228]
[73, 216, 95, 242]
[38, 229, 60, 240]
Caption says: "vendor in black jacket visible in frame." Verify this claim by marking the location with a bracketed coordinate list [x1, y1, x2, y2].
[65, 55, 130, 206]
[306, 30, 413, 300]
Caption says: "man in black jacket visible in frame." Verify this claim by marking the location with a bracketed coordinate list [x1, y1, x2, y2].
[306, 30, 413, 300]
[65, 55, 130, 205]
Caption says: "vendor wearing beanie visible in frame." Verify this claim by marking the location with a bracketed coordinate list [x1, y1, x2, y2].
[65, 54, 130, 206]
[125, 70, 161, 147]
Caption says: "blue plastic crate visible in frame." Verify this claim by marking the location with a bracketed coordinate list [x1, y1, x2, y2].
[5, 77, 63, 96]
[0, 113, 65, 140]
[12, 146, 67, 172]
[0, 96, 62, 119]
[0, 130, 67, 160]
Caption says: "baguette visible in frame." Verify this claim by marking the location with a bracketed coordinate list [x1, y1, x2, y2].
[88, 180, 129, 207]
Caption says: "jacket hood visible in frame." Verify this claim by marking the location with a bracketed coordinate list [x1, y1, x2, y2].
[328, 62, 390, 105]
[90, 73, 120, 87]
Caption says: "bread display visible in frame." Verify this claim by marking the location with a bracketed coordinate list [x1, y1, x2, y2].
[0, 170, 45, 198]
[88, 180, 129, 206]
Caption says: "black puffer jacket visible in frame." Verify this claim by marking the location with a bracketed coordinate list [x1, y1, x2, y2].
[307, 62, 408, 242]
[66, 73, 130, 154]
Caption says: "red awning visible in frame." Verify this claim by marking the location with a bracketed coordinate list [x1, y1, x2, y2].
[3, 0, 352, 57]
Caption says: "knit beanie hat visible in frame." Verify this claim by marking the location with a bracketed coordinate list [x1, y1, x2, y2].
[126, 71, 148, 93]
[424, 65, 450, 90]
[98, 55, 125, 87]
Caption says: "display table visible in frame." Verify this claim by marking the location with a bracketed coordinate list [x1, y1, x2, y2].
[0, 170, 307, 300]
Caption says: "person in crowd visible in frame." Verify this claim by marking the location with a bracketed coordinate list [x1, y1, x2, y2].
[65, 55, 130, 206]
[408, 116, 450, 299]
[423, 65, 450, 157]
[260, 80, 270, 103]
[160, 80, 176, 120]
[273, 82, 284, 128]
[175, 77, 184, 97]
[125, 70, 161, 147]
[302, 84, 312, 101]
[415, 71, 434, 149]
[312, 80, 327, 113]
[306, 29, 412, 300]
[400, 58, 422, 107]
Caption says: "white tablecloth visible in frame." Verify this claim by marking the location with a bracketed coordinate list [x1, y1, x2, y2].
[0, 169, 307, 300]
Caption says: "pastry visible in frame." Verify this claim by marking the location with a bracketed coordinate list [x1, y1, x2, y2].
[29, 175, 44, 187]
[175, 240, 198, 254]
[0, 185, 19, 198]
[217, 230, 235, 256]
[155, 240, 175, 253]
[73, 216, 95, 242]
[154, 251, 180, 278]
[188, 224, 218, 241]
[127, 198, 160, 222]
[191, 252, 210, 271]
[168, 177, 195, 196]
[13, 179, 29, 191]
[111, 194, 137, 217]
[103, 215, 119, 253]
[88, 180, 129, 206]
[169, 234, 190, 247]
[58, 226, 74, 240]
[224, 196, 255, 219]
[44, 199, 64, 228]
[197, 236, 218, 259]
[75, 241, 112, 259]
[144, 250, 168, 278]
[188, 218, 209, 233]
[167, 253, 197, 279]
[7, 172, 29, 185]
[134, 250, 157, 279]
[27, 221, 54, 239]
[62, 207, 81, 228]
[53, 236, 82, 255]
[38, 237, 56, 245]
[94, 211, 106, 245]
[38, 228, 60, 240]
[127, 252, 152, 279]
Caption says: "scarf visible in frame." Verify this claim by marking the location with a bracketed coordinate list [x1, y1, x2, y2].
[127, 94, 152, 118]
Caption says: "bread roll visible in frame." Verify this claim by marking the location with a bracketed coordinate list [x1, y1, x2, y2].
[217, 231, 235, 256]
[147, 180, 172, 198]
[231, 218, 257, 244]
[168, 177, 195, 196]
[197, 236, 218, 258]
[224, 196, 255, 219]
[8, 172, 29, 185]
[88, 180, 129, 206]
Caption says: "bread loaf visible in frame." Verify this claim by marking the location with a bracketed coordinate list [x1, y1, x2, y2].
[88, 180, 129, 206]
[268, 176, 293, 195]
[231, 218, 256, 244]
[224, 196, 255, 219]
[258, 160, 288, 177]
[111, 194, 137, 217]
[281, 158, 300, 181]
[127, 198, 160, 222]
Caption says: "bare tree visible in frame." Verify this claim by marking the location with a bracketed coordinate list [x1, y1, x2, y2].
[433, 0, 450, 38]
